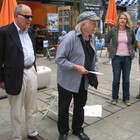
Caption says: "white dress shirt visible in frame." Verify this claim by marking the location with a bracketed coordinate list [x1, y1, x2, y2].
[14, 22, 35, 66]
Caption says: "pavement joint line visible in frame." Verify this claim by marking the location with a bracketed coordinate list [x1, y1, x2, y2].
[88, 90, 111, 100]
[89, 87, 112, 95]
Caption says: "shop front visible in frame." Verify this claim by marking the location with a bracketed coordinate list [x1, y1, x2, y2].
[12, 0, 106, 50]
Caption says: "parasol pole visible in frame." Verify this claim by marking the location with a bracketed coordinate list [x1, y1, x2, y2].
[103, 26, 112, 65]
[103, 0, 117, 65]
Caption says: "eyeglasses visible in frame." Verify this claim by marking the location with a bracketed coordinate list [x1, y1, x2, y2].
[17, 13, 33, 19]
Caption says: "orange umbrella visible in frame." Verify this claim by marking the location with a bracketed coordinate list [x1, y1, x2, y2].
[0, 0, 17, 26]
[105, 0, 117, 26]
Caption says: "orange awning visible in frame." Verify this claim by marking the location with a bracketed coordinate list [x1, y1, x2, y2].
[0, 0, 17, 27]
[105, 0, 117, 26]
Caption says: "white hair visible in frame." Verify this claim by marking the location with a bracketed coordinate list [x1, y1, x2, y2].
[62, 30, 67, 35]
[75, 20, 90, 31]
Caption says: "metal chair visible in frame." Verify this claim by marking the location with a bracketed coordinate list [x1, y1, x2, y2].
[42, 91, 73, 119]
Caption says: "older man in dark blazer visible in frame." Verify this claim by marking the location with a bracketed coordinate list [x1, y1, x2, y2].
[0, 4, 45, 140]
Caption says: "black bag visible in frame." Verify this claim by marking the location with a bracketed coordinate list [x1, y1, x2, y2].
[78, 34, 98, 89]
[87, 73, 98, 89]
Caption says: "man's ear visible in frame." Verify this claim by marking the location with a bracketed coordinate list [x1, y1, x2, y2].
[14, 13, 18, 18]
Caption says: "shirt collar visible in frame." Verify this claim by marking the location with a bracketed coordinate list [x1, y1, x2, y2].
[14, 21, 28, 33]
[75, 29, 82, 37]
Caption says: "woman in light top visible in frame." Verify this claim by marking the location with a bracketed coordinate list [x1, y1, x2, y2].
[105, 12, 135, 106]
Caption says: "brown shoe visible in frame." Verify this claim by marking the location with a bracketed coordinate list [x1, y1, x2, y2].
[27, 134, 45, 140]
[136, 94, 140, 99]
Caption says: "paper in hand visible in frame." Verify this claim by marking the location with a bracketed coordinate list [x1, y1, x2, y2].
[88, 71, 104, 75]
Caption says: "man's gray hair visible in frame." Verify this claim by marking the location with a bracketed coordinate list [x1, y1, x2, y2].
[14, 4, 23, 14]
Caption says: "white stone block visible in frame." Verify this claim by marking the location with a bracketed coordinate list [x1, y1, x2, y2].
[37, 66, 52, 89]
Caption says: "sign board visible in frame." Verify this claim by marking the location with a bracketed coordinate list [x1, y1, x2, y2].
[48, 13, 59, 32]
[80, 0, 102, 13]
[58, 6, 71, 25]
[43, 40, 49, 48]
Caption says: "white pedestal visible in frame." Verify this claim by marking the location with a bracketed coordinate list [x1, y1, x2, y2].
[37, 66, 52, 89]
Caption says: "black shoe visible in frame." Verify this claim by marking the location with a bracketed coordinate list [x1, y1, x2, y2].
[27, 134, 45, 140]
[58, 134, 67, 140]
[74, 132, 90, 140]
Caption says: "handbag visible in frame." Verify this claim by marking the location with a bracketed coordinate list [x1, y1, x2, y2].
[78, 34, 98, 89]
[87, 73, 98, 89]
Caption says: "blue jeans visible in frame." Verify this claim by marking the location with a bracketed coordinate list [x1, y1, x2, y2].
[112, 55, 132, 101]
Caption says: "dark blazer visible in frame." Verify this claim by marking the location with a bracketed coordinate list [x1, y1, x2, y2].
[0, 22, 36, 95]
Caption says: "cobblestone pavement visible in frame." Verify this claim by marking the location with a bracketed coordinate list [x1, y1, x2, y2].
[0, 50, 140, 140]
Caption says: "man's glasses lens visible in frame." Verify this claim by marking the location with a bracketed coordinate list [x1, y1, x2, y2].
[18, 13, 33, 19]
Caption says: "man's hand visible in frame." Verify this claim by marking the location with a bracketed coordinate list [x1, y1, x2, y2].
[73, 64, 88, 75]
[0, 82, 5, 90]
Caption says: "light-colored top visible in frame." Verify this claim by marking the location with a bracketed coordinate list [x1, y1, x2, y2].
[55, 30, 98, 93]
[14, 22, 35, 66]
[136, 27, 140, 42]
[116, 32, 129, 56]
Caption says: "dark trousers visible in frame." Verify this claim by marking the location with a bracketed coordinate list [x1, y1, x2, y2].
[57, 77, 87, 134]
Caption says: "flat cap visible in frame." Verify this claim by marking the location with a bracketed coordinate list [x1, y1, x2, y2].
[77, 11, 100, 24]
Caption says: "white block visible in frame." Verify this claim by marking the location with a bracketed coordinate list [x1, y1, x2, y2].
[37, 66, 52, 89]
